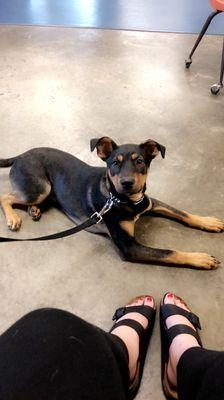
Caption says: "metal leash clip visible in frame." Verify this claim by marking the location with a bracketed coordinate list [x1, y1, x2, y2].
[91, 193, 115, 223]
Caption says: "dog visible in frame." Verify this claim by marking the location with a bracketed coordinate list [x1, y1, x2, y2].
[0, 137, 223, 269]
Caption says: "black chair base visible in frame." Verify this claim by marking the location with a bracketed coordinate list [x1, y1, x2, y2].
[185, 9, 224, 95]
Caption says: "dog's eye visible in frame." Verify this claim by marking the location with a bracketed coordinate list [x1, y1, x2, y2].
[136, 158, 144, 164]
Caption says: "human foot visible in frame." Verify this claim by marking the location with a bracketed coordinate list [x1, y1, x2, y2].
[161, 293, 202, 394]
[110, 296, 156, 384]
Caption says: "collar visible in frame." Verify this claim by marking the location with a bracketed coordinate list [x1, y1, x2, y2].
[109, 191, 144, 206]
[109, 191, 151, 214]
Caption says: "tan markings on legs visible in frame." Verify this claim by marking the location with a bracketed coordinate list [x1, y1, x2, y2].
[119, 219, 137, 237]
[183, 214, 224, 232]
[164, 251, 220, 270]
[152, 205, 224, 233]
[0, 193, 22, 231]
[0, 183, 51, 231]
[151, 205, 187, 221]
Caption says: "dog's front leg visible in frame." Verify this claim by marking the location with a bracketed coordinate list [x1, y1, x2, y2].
[148, 198, 224, 233]
[105, 219, 220, 270]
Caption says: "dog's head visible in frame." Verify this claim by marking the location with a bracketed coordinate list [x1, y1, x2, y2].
[90, 137, 165, 198]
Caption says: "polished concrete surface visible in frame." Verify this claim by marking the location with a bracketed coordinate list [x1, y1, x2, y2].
[0, 0, 224, 34]
[0, 25, 224, 399]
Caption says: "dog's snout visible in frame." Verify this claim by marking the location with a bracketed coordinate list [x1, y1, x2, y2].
[120, 177, 135, 189]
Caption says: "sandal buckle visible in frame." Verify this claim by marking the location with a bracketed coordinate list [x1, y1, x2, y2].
[112, 307, 126, 321]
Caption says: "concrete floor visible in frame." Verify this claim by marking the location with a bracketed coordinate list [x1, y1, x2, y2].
[0, 25, 224, 399]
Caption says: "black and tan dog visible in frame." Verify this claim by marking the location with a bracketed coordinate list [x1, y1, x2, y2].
[0, 137, 223, 269]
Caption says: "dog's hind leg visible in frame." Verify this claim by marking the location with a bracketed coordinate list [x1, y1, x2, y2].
[28, 193, 54, 221]
[28, 205, 42, 221]
[28, 196, 53, 221]
[0, 183, 51, 231]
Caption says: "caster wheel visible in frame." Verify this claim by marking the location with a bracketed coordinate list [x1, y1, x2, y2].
[211, 84, 221, 95]
[185, 58, 192, 68]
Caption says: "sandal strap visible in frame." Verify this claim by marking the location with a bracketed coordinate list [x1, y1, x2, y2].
[160, 304, 201, 330]
[110, 318, 145, 338]
[112, 305, 155, 321]
[166, 324, 203, 347]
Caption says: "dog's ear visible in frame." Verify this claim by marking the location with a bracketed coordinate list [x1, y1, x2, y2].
[90, 137, 118, 161]
[140, 139, 166, 160]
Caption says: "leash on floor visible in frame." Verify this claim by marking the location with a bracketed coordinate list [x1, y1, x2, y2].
[0, 195, 115, 243]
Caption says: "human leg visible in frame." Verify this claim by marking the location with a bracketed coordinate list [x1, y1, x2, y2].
[177, 347, 224, 400]
[160, 293, 224, 400]
[0, 297, 156, 400]
[0, 308, 128, 400]
[110, 295, 156, 398]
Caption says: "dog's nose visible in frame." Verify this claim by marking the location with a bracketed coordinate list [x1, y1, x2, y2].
[120, 178, 135, 189]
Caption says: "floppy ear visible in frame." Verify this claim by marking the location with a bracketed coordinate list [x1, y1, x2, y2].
[140, 139, 166, 160]
[90, 137, 118, 161]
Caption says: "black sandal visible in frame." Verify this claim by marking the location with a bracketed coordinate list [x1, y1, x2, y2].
[160, 293, 202, 400]
[110, 296, 156, 399]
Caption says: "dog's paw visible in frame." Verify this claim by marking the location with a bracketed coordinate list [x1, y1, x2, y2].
[187, 252, 220, 270]
[189, 215, 224, 232]
[7, 212, 22, 231]
[200, 216, 224, 232]
[28, 206, 41, 221]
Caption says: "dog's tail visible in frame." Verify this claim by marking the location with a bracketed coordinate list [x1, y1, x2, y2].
[0, 157, 16, 168]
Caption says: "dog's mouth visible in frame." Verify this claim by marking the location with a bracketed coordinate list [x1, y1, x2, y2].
[119, 187, 137, 194]
[117, 185, 143, 196]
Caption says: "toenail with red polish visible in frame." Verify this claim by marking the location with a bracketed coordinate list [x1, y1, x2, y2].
[147, 296, 152, 301]
[167, 293, 173, 298]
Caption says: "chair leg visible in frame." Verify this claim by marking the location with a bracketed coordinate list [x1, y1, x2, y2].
[219, 36, 224, 86]
[211, 36, 224, 95]
[185, 9, 222, 68]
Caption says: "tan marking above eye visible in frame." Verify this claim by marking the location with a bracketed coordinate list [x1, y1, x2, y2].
[117, 154, 123, 162]
[131, 153, 139, 161]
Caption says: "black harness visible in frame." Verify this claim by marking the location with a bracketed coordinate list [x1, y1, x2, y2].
[0, 193, 151, 243]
